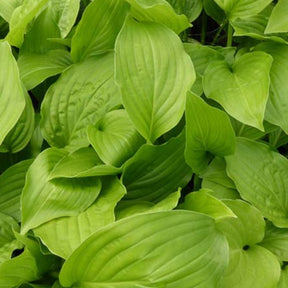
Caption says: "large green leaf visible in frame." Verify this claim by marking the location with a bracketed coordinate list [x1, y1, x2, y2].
[260, 221, 288, 261]
[122, 132, 192, 202]
[18, 50, 72, 90]
[21, 148, 101, 234]
[213, 0, 273, 20]
[166, 0, 202, 22]
[0, 0, 22, 22]
[226, 138, 288, 228]
[71, 0, 129, 62]
[217, 200, 281, 288]
[40, 52, 121, 149]
[126, 0, 190, 34]
[254, 43, 288, 134]
[115, 17, 195, 143]
[0, 85, 34, 153]
[5, 0, 50, 47]
[203, 51, 272, 130]
[0, 159, 32, 221]
[265, 0, 288, 34]
[0, 41, 25, 146]
[34, 177, 125, 259]
[51, 0, 80, 38]
[185, 92, 235, 174]
[87, 109, 145, 167]
[49, 147, 121, 179]
[0, 213, 22, 265]
[59, 211, 229, 287]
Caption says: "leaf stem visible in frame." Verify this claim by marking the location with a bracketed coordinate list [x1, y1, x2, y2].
[211, 20, 227, 46]
[226, 23, 233, 47]
[201, 12, 207, 44]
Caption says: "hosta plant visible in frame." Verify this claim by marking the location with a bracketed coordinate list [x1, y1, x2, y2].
[1, 0, 288, 287]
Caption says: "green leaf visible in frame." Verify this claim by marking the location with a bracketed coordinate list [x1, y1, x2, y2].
[0, 249, 39, 287]
[116, 190, 181, 219]
[59, 211, 229, 287]
[184, 43, 225, 76]
[213, 0, 273, 20]
[203, 51, 273, 130]
[126, 0, 191, 34]
[166, 0, 202, 22]
[254, 42, 288, 134]
[51, 0, 80, 38]
[71, 0, 129, 62]
[221, 245, 280, 288]
[231, 7, 288, 44]
[200, 157, 236, 190]
[0, 85, 34, 153]
[115, 17, 195, 143]
[87, 109, 145, 167]
[0, 0, 22, 22]
[226, 138, 288, 228]
[217, 200, 281, 288]
[185, 92, 235, 174]
[34, 177, 125, 259]
[49, 147, 121, 179]
[0, 159, 33, 221]
[202, 0, 225, 23]
[18, 50, 72, 90]
[5, 0, 50, 47]
[0, 213, 22, 265]
[21, 148, 102, 234]
[40, 52, 121, 149]
[20, 4, 63, 54]
[265, 0, 288, 34]
[279, 266, 288, 288]
[230, 117, 276, 140]
[0, 41, 25, 146]
[179, 189, 236, 220]
[122, 132, 192, 202]
[260, 221, 288, 261]
[269, 128, 288, 149]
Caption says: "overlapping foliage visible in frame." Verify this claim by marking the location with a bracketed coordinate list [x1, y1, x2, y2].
[0, 0, 288, 287]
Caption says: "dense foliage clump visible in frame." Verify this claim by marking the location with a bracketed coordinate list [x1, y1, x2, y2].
[1, 0, 288, 287]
